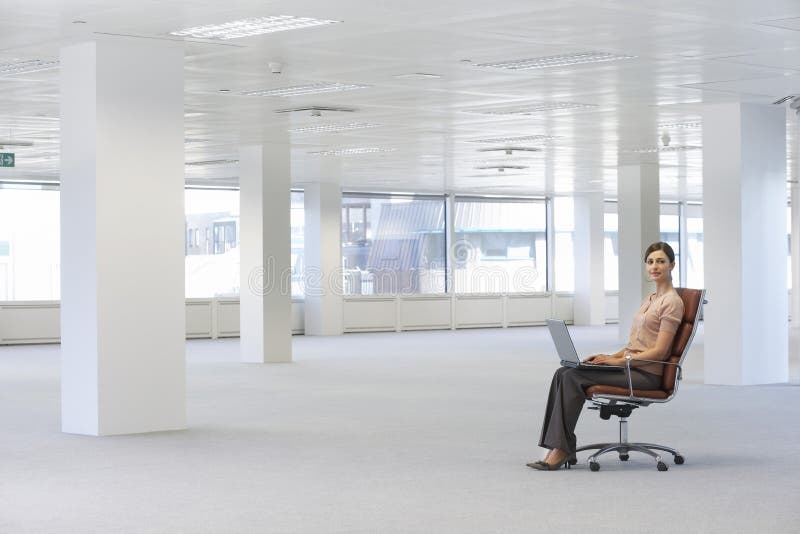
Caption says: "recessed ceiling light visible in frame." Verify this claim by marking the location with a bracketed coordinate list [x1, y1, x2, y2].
[170, 15, 340, 40]
[289, 122, 381, 133]
[308, 147, 396, 156]
[476, 51, 636, 70]
[0, 59, 59, 76]
[464, 102, 597, 115]
[185, 159, 239, 167]
[393, 73, 442, 79]
[241, 82, 370, 97]
[468, 134, 561, 143]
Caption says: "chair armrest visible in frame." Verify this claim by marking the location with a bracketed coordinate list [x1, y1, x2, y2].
[610, 356, 683, 400]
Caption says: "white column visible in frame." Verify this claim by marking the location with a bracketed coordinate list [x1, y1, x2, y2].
[304, 182, 343, 335]
[573, 192, 605, 325]
[239, 140, 292, 363]
[617, 155, 660, 342]
[60, 38, 186, 435]
[703, 103, 788, 384]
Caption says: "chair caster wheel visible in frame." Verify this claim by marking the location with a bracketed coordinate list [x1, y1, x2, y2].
[619, 454, 629, 461]
[674, 455, 685, 465]
[657, 461, 668, 471]
[589, 461, 600, 472]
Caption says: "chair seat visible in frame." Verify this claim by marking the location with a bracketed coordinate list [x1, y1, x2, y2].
[585, 385, 669, 399]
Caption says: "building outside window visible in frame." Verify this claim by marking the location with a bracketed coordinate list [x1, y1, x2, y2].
[660, 202, 681, 284]
[554, 197, 575, 292]
[185, 188, 240, 297]
[453, 197, 547, 293]
[0, 186, 60, 300]
[604, 201, 619, 291]
[685, 203, 704, 289]
[341, 194, 446, 295]
[290, 191, 305, 297]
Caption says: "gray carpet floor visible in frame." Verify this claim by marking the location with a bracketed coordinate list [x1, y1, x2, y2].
[1, 325, 799, 533]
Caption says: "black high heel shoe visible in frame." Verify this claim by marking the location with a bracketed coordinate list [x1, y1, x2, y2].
[526, 455, 577, 470]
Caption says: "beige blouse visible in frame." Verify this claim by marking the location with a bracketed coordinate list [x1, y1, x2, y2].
[625, 290, 684, 376]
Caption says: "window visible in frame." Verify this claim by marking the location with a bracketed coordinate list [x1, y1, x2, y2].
[604, 202, 619, 291]
[788, 203, 792, 291]
[685, 203, 704, 289]
[454, 197, 546, 293]
[0, 186, 60, 300]
[553, 197, 574, 292]
[660, 202, 680, 284]
[342, 194, 446, 295]
[290, 191, 305, 298]
[185, 188, 240, 298]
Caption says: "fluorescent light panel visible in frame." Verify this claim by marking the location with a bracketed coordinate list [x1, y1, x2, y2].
[469, 134, 560, 143]
[393, 73, 442, 79]
[309, 147, 396, 156]
[658, 122, 702, 129]
[0, 59, 59, 76]
[626, 145, 701, 153]
[476, 51, 635, 70]
[170, 15, 339, 40]
[185, 159, 239, 167]
[465, 102, 596, 115]
[241, 82, 370, 97]
[289, 122, 381, 133]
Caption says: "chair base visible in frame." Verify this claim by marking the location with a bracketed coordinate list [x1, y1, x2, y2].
[576, 441, 684, 471]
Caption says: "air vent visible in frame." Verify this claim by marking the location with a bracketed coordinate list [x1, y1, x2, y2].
[773, 95, 798, 105]
[274, 106, 356, 114]
[476, 147, 541, 155]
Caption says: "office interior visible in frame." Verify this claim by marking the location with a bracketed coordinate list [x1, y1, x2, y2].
[1, 1, 799, 532]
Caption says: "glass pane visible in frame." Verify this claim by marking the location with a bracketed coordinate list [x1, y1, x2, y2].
[604, 209, 619, 291]
[554, 197, 574, 292]
[685, 204, 703, 289]
[788, 204, 792, 291]
[0, 187, 60, 300]
[342, 195, 446, 295]
[185, 189, 240, 297]
[291, 191, 305, 297]
[454, 199, 547, 293]
[659, 210, 680, 284]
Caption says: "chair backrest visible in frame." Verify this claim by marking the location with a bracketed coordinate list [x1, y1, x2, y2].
[661, 288, 705, 394]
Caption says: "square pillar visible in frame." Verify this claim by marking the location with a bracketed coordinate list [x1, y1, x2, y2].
[617, 154, 660, 342]
[60, 38, 186, 435]
[573, 192, 605, 325]
[304, 182, 343, 335]
[239, 141, 292, 363]
[703, 103, 788, 384]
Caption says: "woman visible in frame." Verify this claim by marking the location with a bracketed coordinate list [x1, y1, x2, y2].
[528, 241, 684, 470]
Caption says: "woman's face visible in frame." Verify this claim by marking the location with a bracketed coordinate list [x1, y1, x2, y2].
[645, 249, 674, 282]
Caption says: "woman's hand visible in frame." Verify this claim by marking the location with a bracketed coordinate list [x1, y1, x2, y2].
[584, 354, 626, 366]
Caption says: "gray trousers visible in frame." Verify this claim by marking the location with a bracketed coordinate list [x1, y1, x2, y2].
[538, 366, 662, 454]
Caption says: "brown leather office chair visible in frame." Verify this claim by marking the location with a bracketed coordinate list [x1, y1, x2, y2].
[577, 288, 706, 471]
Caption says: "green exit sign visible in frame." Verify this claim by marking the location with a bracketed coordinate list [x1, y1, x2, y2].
[0, 153, 14, 167]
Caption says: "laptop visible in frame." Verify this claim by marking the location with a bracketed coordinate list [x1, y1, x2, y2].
[546, 319, 625, 371]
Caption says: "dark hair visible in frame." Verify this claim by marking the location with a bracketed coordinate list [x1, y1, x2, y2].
[643, 241, 675, 263]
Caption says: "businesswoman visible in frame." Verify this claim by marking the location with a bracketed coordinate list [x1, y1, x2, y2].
[528, 241, 684, 470]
